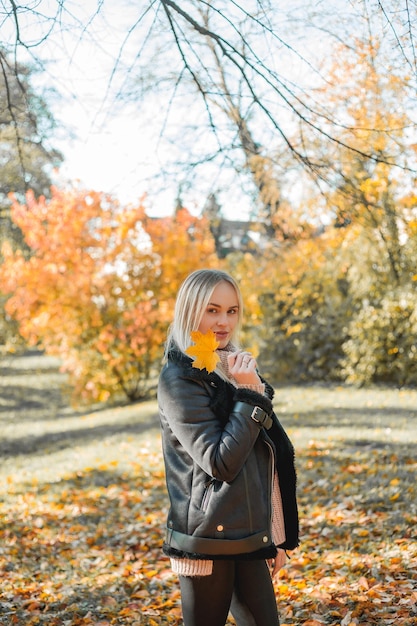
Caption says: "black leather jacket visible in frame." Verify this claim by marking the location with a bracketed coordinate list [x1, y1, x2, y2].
[158, 348, 299, 560]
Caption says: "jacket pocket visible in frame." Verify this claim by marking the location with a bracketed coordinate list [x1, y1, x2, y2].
[200, 478, 216, 512]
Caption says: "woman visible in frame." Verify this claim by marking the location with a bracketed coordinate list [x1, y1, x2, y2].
[158, 269, 299, 626]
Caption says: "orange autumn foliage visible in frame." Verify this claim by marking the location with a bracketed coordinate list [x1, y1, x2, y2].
[0, 188, 218, 403]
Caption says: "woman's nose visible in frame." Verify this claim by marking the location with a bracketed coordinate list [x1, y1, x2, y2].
[217, 313, 228, 326]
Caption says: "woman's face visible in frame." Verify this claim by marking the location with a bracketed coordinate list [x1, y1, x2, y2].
[198, 280, 240, 349]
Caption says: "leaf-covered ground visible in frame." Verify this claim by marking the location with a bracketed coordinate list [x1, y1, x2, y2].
[0, 353, 416, 625]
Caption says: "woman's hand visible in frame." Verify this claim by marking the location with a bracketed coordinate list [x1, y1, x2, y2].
[227, 350, 262, 386]
[267, 549, 287, 580]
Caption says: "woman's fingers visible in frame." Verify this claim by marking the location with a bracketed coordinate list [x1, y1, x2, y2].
[227, 351, 257, 371]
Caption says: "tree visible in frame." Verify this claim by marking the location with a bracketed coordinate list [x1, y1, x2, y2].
[309, 37, 417, 281]
[226, 228, 354, 383]
[2, 1, 416, 228]
[0, 48, 63, 247]
[241, 34, 417, 385]
[0, 188, 218, 403]
[0, 48, 63, 353]
[123, 0, 380, 235]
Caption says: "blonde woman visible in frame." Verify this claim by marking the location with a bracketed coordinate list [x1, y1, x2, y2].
[158, 269, 299, 626]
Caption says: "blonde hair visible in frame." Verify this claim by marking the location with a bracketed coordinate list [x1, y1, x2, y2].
[166, 269, 243, 355]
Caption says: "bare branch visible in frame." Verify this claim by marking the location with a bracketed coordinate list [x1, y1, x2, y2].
[159, 0, 410, 174]
[160, 0, 224, 148]
[377, 0, 417, 80]
[0, 49, 27, 190]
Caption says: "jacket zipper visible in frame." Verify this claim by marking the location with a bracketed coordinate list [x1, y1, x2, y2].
[264, 440, 275, 535]
[243, 465, 253, 531]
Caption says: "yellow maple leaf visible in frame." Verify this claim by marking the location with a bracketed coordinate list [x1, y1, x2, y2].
[185, 329, 220, 372]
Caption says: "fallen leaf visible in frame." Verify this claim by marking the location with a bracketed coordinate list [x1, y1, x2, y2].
[185, 329, 220, 372]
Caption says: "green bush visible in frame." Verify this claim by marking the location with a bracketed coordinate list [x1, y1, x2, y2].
[341, 289, 417, 386]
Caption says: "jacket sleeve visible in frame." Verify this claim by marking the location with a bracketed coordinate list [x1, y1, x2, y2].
[158, 366, 273, 483]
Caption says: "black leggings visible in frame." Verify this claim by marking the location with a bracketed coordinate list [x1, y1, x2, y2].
[179, 559, 280, 626]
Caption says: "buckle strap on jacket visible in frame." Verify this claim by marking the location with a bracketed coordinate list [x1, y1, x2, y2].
[234, 401, 273, 430]
[166, 527, 274, 555]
